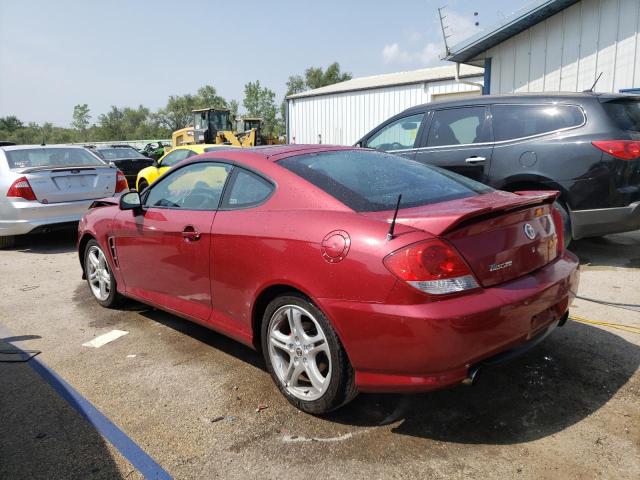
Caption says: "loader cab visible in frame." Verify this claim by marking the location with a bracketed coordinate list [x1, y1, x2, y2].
[193, 108, 232, 144]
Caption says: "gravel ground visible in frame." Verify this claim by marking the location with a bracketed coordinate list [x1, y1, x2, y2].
[1, 229, 638, 479]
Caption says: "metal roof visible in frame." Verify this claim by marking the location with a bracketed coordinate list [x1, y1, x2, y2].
[286, 63, 484, 100]
[443, 0, 580, 63]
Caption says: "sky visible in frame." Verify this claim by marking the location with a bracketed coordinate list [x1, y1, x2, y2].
[0, 0, 531, 126]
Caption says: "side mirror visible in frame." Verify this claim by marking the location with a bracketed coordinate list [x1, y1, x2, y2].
[401, 122, 417, 130]
[153, 159, 160, 168]
[119, 191, 142, 210]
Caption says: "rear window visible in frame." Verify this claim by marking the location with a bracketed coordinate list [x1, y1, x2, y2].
[278, 150, 493, 212]
[5, 148, 105, 170]
[492, 104, 585, 141]
[602, 99, 640, 132]
[95, 148, 147, 160]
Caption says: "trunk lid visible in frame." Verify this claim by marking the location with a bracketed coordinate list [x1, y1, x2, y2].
[22, 166, 117, 203]
[365, 191, 560, 287]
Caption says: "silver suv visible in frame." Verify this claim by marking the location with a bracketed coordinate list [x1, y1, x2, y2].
[0, 145, 128, 248]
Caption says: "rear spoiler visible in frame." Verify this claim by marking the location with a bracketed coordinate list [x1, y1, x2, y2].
[18, 165, 106, 174]
[440, 191, 559, 235]
[89, 196, 120, 209]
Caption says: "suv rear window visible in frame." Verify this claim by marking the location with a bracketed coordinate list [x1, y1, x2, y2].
[5, 148, 105, 170]
[602, 98, 640, 132]
[492, 104, 585, 141]
[279, 150, 493, 212]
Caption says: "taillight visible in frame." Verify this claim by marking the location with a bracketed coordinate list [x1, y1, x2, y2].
[550, 206, 565, 256]
[115, 170, 129, 193]
[6, 176, 37, 201]
[592, 140, 640, 160]
[384, 239, 479, 295]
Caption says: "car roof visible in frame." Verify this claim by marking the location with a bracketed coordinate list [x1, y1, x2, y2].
[198, 144, 358, 163]
[0, 144, 87, 152]
[400, 91, 633, 114]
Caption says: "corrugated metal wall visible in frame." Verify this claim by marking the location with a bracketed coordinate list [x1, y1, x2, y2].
[287, 78, 483, 145]
[486, 0, 640, 94]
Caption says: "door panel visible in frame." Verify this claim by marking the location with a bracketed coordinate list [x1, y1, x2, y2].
[115, 208, 215, 321]
[414, 106, 494, 183]
[114, 161, 232, 321]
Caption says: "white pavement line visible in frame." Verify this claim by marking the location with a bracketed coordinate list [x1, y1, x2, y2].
[82, 330, 129, 348]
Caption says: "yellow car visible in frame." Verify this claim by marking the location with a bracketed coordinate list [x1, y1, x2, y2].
[135, 144, 236, 191]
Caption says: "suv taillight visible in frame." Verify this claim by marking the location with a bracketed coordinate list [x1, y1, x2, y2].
[384, 239, 479, 295]
[592, 140, 640, 160]
[115, 170, 129, 193]
[6, 176, 36, 201]
[550, 206, 565, 256]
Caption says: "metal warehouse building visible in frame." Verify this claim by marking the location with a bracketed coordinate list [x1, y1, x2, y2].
[285, 64, 484, 145]
[445, 0, 640, 95]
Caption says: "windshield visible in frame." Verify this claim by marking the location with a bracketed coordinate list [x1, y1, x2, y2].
[5, 147, 105, 170]
[278, 150, 493, 212]
[602, 98, 640, 132]
[96, 148, 147, 160]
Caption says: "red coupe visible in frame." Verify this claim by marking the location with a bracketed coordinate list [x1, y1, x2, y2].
[78, 145, 579, 414]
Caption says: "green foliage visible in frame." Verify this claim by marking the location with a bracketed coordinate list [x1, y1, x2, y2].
[280, 62, 352, 128]
[243, 80, 279, 137]
[155, 85, 229, 132]
[72, 104, 91, 136]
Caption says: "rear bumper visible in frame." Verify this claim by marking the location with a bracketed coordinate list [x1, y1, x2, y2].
[317, 251, 580, 393]
[571, 201, 640, 238]
[0, 199, 93, 236]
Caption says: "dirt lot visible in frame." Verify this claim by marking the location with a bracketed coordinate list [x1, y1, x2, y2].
[1, 230, 639, 479]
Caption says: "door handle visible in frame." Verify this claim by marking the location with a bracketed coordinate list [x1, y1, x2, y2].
[465, 156, 486, 164]
[182, 225, 201, 241]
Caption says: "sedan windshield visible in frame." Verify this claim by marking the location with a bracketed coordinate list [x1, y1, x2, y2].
[5, 147, 105, 170]
[278, 149, 493, 212]
[95, 148, 147, 160]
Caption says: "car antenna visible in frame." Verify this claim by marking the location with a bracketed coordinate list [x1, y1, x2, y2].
[583, 72, 603, 93]
[387, 194, 402, 241]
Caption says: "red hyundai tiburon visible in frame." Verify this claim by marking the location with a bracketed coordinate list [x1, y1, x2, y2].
[78, 145, 579, 413]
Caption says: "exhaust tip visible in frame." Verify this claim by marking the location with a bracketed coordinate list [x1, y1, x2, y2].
[462, 366, 481, 386]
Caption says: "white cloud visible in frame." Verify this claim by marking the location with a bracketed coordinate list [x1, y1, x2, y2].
[381, 41, 442, 66]
[381, 9, 481, 68]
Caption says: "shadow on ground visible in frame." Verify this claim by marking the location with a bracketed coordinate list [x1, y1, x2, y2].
[325, 320, 639, 444]
[7, 228, 78, 254]
[0, 336, 126, 479]
[93, 290, 639, 446]
[570, 230, 640, 268]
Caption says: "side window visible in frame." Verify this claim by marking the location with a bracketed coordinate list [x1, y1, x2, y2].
[365, 113, 424, 151]
[492, 104, 585, 141]
[427, 107, 490, 147]
[159, 149, 193, 167]
[145, 162, 232, 210]
[223, 169, 274, 209]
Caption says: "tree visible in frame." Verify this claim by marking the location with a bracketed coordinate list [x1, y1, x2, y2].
[280, 62, 352, 132]
[71, 104, 91, 136]
[0, 116, 24, 133]
[243, 80, 279, 136]
[228, 100, 239, 120]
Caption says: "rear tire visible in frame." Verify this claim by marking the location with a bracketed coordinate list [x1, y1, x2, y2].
[553, 201, 572, 248]
[0, 235, 15, 249]
[84, 239, 123, 308]
[261, 293, 358, 414]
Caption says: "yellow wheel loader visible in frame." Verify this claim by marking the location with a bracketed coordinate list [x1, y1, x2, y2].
[171, 108, 258, 148]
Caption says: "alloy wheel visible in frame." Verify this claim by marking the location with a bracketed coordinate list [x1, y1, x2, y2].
[86, 245, 111, 301]
[267, 304, 332, 401]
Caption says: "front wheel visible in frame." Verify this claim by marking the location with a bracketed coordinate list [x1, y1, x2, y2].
[137, 178, 149, 192]
[0, 235, 15, 249]
[261, 294, 357, 414]
[84, 240, 122, 308]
